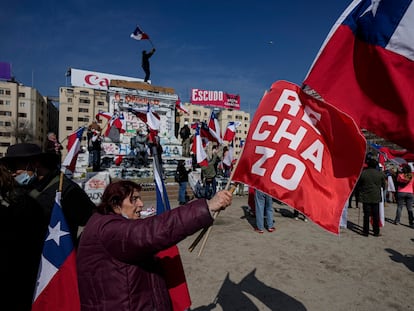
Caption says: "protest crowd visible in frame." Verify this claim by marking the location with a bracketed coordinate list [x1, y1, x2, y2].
[1, 1, 414, 310]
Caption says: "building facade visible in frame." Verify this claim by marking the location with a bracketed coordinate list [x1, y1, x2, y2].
[0, 80, 56, 157]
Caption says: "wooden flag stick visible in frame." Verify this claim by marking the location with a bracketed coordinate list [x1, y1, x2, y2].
[188, 145, 245, 255]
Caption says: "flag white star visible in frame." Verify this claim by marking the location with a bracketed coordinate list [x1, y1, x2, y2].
[361, 0, 382, 18]
[45, 221, 70, 246]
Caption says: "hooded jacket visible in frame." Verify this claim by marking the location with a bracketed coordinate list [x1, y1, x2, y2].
[77, 198, 213, 311]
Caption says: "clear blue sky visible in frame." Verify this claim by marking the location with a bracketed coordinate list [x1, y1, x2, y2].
[1, 0, 351, 114]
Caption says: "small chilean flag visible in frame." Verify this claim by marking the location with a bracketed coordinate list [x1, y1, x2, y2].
[191, 124, 208, 167]
[130, 25, 150, 40]
[62, 127, 85, 173]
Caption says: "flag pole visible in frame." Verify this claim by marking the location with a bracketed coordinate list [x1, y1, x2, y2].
[189, 145, 245, 254]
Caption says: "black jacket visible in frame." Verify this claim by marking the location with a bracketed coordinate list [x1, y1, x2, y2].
[29, 170, 95, 245]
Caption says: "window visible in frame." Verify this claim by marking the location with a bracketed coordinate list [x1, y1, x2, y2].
[68, 107, 72, 112]
[18, 113, 27, 117]
[79, 108, 89, 113]
[68, 98, 73, 103]
[80, 90, 89, 96]
[66, 126, 73, 131]
[97, 101, 104, 106]
[18, 92, 26, 98]
[79, 98, 90, 104]
[78, 117, 89, 122]
[0, 111, 12, 116]
[19, 102, 25, 108]
[0, 132, 11, 137]
[66, 116, 73, 121]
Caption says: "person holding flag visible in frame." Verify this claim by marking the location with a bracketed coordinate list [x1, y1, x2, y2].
[142, 48, 156, 83]
[76, 179, 232, 311]
[0, 142, 95, 309]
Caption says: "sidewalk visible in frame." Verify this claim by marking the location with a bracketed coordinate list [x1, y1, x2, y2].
[177, 196, 413, 311]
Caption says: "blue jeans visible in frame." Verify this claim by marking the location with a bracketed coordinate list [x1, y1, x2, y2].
[254, 190, 274, 230]
[395, 192, 414, 225]
[204, 178, 216, 199]
[179, 181, 187, 203]
[91, 149, 101, 171]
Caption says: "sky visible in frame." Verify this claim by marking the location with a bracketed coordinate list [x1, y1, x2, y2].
[1, 0, 352, 115]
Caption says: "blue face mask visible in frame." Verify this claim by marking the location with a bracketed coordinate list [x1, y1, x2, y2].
[14, 171, 35, 185]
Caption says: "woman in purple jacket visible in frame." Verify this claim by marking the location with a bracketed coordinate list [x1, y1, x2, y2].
[77, 180, 232, 311]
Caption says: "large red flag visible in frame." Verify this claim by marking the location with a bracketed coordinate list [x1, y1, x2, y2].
[232, 81, 366, 234]
[303, 0, 414, 151]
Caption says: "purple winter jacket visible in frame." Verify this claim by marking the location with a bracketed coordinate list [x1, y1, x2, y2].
[77, 198, 213, 311]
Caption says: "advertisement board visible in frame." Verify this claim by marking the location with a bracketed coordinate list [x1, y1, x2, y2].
[190, 88, 240, 110]
[71, 68, 142, 90]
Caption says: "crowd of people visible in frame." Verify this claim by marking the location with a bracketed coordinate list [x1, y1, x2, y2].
[0, 121, 413, 310]
[0, 141, 232, 310]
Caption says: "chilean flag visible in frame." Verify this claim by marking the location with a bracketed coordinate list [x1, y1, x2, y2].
[61, 127, 85, 173]
[175, 98, 189, 114]
[191, 124, 208, 167]
[304, 0, 414, 151]
[208, 111, 223, 144]
[130, 25, 150, 40]
[96, 111, 126, 136]
[112, 112, 127, 134]
[223, 121, 241, 142]
[129, 104, 161, 131]
[32, 192, 80, 311]
[152, 146, 192, 311]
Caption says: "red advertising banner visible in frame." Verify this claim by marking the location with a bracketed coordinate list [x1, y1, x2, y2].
[190, 88, 240, 110]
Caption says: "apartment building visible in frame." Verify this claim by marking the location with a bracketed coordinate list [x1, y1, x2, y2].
[0, 80, 56, 157]
[59, 86, 108, 151]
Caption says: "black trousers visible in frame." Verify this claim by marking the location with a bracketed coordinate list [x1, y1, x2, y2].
[363, 203, 380, 235]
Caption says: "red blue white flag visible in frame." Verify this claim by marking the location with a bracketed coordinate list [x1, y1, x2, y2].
[223, 121, 241, 142]
[96, 111, 126, 136]
[303, 0, 414, 151]
[208, 111, 223, 144]
[152, 149, 192, 311]
[231, 81, 366, 234]
[62, 127, 85, 173]
[112, 112, 127, 134]
[370, 143, 414, 163]
[130, 25, 150, 41]
[175, 98, 189, 114]
[32, 192, 80, 311]
[191, 124, 209, 167]
[129, 104, 161, 131]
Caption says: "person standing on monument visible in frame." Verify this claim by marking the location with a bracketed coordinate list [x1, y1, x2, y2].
[142, 48, 156, 83]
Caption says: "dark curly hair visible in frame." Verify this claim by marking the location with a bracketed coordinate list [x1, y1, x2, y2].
[96, 180, 142, 214]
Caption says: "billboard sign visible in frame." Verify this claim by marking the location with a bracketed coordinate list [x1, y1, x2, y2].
[190, 88, 240, 110]
[70, 68, 142, 90]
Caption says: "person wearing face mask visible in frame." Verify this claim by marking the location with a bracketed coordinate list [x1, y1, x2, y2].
[0, 162, 46, 311]
[1, 143, 95, 247]
[77, 179, 233, 311]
